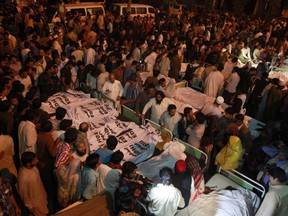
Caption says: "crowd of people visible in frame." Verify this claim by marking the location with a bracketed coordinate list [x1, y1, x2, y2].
[0, 1, 288, 216]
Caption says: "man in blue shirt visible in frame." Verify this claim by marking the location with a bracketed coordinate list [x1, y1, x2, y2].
[95, 136, 118, 164]
[81, 154, 101, 200]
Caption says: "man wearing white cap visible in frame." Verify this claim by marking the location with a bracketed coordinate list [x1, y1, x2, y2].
[201, 96, 224, 118]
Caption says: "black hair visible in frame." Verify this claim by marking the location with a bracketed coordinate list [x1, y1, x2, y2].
[158, 78, 166, 85]
[7, 92, 19, 101]
[56, 107, 67, 120]
[32, 98, 42, 109]
[183, 107, 192, 116]
[19, 68, 27, 75]
[146, 83, 155, 89]
[25, 91, 35, 101]
[109, 150, 124, 164]
[13, 83, 25, 93]
[76, 60, 85, 67]
[64, 127, 78, 144]
[235, 113, 244, 122]
[155, 90, 165, 99]
[225, 107, 235, 115]
[269, 167, 287, 183]
[106, 136, 118, 150]
[25, 109, 38, 122]
[100, 54, 108, 63]
[0, 77, 12, 88]
[21, 152, 36, 167]
[132, 60, 138, 66]
[159, 167, 173, 185]
[86, 153, 100, 169]
[126, 53, 132, 59]
[233, 67, 240, 73]
[40, 93, 49, 102]
[232, 98, 243, 113]
[232, 57, 238, 63]
[59, 119, 73, 131]
[168, 104, 176, 111]
[41, 120, 53, 132]
[16, 100, 29, 114]
[122, 161, 137, 176]
[117, 60, 125, 67]
[217, 64, 224, 71]
[195, 112, 206, 124]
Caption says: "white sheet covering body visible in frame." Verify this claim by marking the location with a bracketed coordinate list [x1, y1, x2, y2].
[137, 141, 186, 180]
[174, 87, 215, 110]
[173, 87, 265, 138]
[116, 124, 162, 164]
[45, 92, 163, 165]
[176, 189, 260, 216]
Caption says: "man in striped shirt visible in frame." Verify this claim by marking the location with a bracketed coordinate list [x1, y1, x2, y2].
[54, 127, 82, 208]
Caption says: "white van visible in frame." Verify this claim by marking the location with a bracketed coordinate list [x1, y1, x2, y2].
[169, 3, 188, 16]
[52, 2, 105, 23]
[110, 3, 155, 18]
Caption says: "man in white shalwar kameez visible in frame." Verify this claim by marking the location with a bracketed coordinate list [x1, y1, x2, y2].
[142, 91, 173, 124]
[17, 152, 48, 216]
[221, 57, 238, 80]
[18, 110, 38, 159]
[144, 48, 160, 72]
[256, 167, 288, 216]
[186, 112, 206, 149]
[204, 69, 224, 98]
[147, 167, 185, 216]
[84, 45, 96, 66]
[101, 73, 124, 101]
[201, 96, 225, 119]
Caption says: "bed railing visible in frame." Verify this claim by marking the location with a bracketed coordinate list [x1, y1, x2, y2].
[174, 138, 208, 165]
[217, 166, 266, 198]
[100, 93, 116, 108]
[145, 119, 173, 140]
[121, 105, 141, 125]
[175, 80, 188, 89]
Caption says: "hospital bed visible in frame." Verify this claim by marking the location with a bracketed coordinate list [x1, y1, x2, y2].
[269, 69, 288, 82]
[145, 119, 173, 141]
[174, 139, 266, 216]
[174, 80, 188, 89]
[206, 167, 266, 198]
[178, 138, 265, 196]
[121, 105, 142, 125]
[174, 138, 208, 166]
[100, 93, 117, 108]
[175, 138, 265, 199]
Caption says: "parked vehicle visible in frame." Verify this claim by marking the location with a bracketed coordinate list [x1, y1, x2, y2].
[168, 2, 188, 16]
[52, 2, 105, 23]
[109, 3, 155, 18]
